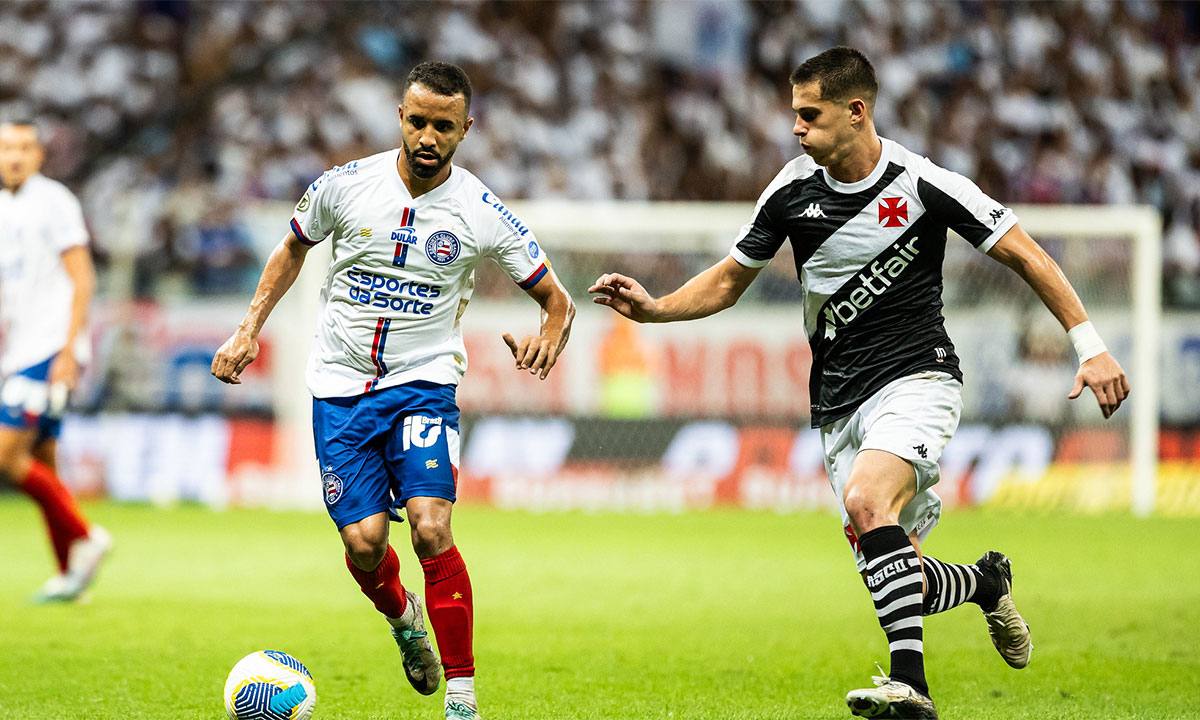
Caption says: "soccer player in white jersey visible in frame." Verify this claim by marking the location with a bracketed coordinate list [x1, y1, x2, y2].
[212, 62, 574, 720]
[0, 120, 110, 603]
[590, 47, 1129, 719]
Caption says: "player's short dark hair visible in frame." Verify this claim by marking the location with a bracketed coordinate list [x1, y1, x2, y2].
[403, 62, 472, 113]
[789, 47, 878, 108]
[0, 118, 41, 141]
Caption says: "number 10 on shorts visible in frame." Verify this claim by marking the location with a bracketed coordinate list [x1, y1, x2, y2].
[403, 415, 443, 450]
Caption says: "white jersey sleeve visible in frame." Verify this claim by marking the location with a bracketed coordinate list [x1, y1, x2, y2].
[915, 157, 1017, 254]
[290, 164, 350, 246]
[51, 184, 89, 252]
[478, 190, 549, 290]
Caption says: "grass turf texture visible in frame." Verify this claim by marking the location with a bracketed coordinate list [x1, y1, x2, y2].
[0, 500, 1196, 719]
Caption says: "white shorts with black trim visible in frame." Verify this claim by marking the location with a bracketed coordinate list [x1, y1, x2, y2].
[821, 370, 963, 571]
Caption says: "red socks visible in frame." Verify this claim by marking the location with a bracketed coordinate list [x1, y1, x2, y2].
[18, 460, 89, 572]
[346, 545, 408, 619]
[421, 545, 474, 679]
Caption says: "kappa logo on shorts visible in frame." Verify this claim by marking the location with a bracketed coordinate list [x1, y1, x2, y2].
[322, 471, 344, 505]
[913, 443, 928, 459]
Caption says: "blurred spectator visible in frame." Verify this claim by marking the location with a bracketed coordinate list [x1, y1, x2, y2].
[2, 0, 1198, 304]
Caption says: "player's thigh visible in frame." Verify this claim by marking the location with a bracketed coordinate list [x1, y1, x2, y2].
[860, 371, 962, 493]
[844, 448, 918, 518]
[383, 388, 461, 505]
[312, 399, 394, 530]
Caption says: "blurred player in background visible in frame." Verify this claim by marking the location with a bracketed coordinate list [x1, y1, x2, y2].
[0, 120, 110, 603]
[213, 62, 574, 720]
[591, 47, 1128, 719]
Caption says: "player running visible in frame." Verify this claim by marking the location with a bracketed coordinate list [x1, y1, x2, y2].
[212, 62, 574, 720]
[590, 47, 1128, 719]
[0, 119, 110, 603]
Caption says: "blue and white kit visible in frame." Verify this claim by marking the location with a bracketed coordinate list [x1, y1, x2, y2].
[293, 150, 549, 525]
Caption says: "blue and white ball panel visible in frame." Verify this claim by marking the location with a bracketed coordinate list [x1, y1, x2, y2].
[224, 651, 316, 720]
[312, 381, 461, 529]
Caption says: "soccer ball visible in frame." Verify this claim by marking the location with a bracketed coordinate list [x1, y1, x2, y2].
[223, 650, 317, 720]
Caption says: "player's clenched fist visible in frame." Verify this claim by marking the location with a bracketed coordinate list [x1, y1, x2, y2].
[588, 273, 657, 322]
[212, 330, 259, 385]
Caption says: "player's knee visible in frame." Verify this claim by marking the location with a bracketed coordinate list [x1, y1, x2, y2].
[342, 530, 387, 571]
[410, 515, 453, 558]
[843, 486, 885, 534]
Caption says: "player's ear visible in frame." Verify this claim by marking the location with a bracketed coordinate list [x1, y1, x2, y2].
[462, 116, 473, 136]
[848, 98, 868, 127]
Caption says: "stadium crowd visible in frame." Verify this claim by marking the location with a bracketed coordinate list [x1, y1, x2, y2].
[1, 0, 1198, 304]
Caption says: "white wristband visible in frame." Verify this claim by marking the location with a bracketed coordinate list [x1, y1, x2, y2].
[1067, 321, 1107, 364]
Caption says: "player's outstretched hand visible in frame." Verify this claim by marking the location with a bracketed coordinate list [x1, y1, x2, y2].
[212, 330, 259, 385]
[588, 273, 657, 322]
[1068, 351, 1129, 419]
[502, 331, 563, 380]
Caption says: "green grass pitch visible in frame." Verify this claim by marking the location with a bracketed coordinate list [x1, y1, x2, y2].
[0, 499, 1196, 719]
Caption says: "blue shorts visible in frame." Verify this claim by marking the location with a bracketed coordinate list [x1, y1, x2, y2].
[312, 381, 461, 529]
[0, 355, 63, 440]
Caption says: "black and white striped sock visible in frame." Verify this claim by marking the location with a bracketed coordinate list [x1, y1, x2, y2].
[922, 556, 1000, 615]
[859, 525, 927, 697]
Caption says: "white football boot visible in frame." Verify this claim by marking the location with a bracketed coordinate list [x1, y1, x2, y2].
[846, 676, 938, 719]
[390, 590, 442, 695]
[976, 551, 1033, 669]
[33, 525, 112, 603]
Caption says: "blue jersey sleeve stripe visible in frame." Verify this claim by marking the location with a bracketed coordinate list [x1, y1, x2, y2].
[517, 263, 548, 290]
[290, 218, 319, 246]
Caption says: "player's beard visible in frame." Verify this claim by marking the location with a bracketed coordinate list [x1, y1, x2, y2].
[403, 141, 453, 179]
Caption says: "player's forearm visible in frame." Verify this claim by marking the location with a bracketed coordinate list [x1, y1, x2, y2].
[538, 288, 575, 353]
[649, 262, 744, 322]
[63, 261, 94, 351]
[1006, 243, 1089, 331]
[237, 236, 309, 337]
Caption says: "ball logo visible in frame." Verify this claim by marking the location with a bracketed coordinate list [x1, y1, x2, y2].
[322, 472, 343, 505]
[425, 231, 461, 265]
[527, 240, 540, 259]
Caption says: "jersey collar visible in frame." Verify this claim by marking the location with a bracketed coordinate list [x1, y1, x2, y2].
[391, 149, 462, 204]
[821, 138, 893, 194]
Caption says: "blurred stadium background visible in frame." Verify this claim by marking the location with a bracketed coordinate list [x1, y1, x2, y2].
[1, 0, 1195, 517]
[3, 2, 1200, 719]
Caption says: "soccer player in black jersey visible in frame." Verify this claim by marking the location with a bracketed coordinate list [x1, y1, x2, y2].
[590, 47, 1128, 719]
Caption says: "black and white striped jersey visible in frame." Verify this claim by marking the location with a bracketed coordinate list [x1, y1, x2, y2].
[730, 137, 1017, 427]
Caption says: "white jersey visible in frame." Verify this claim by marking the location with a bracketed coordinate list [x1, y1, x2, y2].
[0, 173, 90, 374]
[291, 149, 550, 398]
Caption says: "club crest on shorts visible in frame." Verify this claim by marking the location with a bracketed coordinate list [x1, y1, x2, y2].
[322, 471, 343, 505]
[425, 230, 461, 265]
